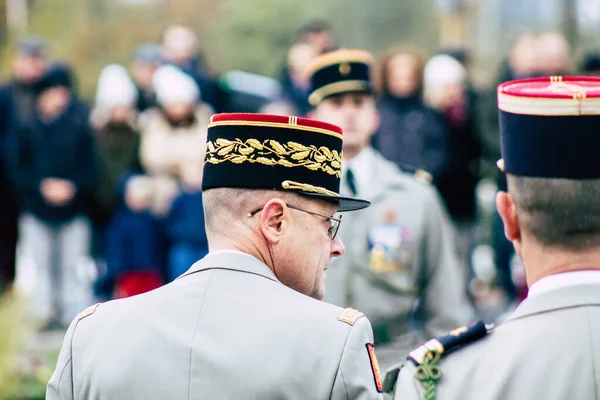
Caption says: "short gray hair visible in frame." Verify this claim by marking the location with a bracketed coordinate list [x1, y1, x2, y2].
[508, 175, 600, 250]
[202, 188, 308, 239]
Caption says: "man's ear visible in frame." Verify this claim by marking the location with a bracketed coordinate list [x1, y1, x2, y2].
[497, 191, 521, 245]
[260, 198, 288, 244]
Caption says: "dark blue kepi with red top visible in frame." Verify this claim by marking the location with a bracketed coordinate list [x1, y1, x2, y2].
[202, 113, 371, 212]
[497, 76, 600, 179]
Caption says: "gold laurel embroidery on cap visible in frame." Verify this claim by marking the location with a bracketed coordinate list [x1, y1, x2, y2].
[281, 180, 339, 196]
[205, 138, 342, 177]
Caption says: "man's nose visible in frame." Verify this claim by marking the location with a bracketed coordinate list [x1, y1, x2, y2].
[330, 235, 345, 258]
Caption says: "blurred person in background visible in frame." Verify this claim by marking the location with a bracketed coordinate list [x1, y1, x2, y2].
[373, 45, 451, 186]
[308, 49, 470, 371]
[8, 63, 99, 330]
[131, 43, 162, 113]
[162, 25, 219, 111]
[536, 32, 572, 77]
[259, 100, 297, 116]
[423, 54, 482, 285]
[277, 19, 334, 116]
[95, 174, 163, 300]
[487, 35, 545, 304]
[298, 19, 336, 54]
[139, 65, 212, 217]
[0, 37, 48, 291]
[165, 158, 208, 282]
[90, 64, 143, 260]
[280, 42, 319, 116]
[580, 51, 600, 76]
[497, 34, 540, 84]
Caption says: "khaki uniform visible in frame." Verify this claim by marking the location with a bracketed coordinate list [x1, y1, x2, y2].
[324, 148, 470, 370]
[393, 283, 600, 400]
[47, 251, 383, 400]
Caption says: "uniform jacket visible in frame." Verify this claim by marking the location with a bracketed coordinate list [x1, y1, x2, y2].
[324, 148, 468, 367]
[393, 282, 600, 400]
[47, 250, 383, 400]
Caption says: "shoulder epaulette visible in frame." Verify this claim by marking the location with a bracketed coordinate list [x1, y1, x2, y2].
[399, 164, 433, 184]
[408, 320, 492, 367]
[414, 169, 433, 184]
[382, 320, 493, 396]
[77, 303, 101, 321]
[337, 308, 364, 326]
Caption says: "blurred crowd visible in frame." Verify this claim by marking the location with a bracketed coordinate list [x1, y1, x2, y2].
[0, 21, 597, 331]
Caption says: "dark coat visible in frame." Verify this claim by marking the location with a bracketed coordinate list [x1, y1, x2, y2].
[375, 95, 451, 181]
[165, 188, 208, 248]
[7, 99, 100, 223]
[92, 122, 142, 224]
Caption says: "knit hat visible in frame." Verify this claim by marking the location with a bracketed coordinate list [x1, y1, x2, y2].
[423, 54, 467, 107]
[423, 54, 466, 91]
[37, 63, 74, 93]
[95, 64, 137, 109]
[153, 65, 199, 106]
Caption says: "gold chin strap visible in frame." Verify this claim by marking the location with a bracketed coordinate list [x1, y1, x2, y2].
[281, 180, 339, 197]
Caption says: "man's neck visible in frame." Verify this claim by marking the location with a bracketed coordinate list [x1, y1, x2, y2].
[522, 242, 600, 287]
[342, 145, 368, 161]
[208, 238, 273, 271]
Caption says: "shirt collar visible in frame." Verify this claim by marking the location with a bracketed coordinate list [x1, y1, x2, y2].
[343, 147, 375, 195]
[527, 270, 600, 299]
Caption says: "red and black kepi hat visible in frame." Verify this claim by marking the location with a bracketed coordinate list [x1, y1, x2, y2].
[202, 113, 371, 212]
[497, 76, 600, 179]
[307, 49, 374, 106]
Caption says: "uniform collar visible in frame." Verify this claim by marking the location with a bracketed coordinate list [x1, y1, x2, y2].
[343, 147, 375, 195]
[527, 270, 600, 299]
[180, 250, 279, 282]
[505, 282, 600, 323]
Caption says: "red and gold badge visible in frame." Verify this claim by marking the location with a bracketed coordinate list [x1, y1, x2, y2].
[366, 343, 383, 393]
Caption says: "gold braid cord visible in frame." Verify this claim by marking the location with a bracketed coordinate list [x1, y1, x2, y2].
[205, 138, 342, 177]
[281, 180, 338, 196]
[414, 349, 442, 400]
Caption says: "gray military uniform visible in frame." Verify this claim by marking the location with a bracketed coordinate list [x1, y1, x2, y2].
[324, 148, 469, 369]
[393, 283, 600, 400]
[46, 251, 383, 400]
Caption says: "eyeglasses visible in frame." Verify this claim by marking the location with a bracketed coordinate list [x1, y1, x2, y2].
[247, 203, 343, 240]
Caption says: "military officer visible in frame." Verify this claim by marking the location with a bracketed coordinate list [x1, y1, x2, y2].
[47, 113, 384, 400]
[387, 76, 600, 400]
[306, 49, 471, 371]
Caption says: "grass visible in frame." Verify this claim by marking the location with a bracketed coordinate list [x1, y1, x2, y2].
[0, 290, 60, 399]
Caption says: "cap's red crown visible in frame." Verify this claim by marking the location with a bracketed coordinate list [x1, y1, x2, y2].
[210, 113, 343, 137]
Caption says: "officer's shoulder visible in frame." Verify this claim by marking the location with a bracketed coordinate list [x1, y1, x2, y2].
[335, 307, 366, 327]
[398, 165, 434, 186]
[76, 302, 102, 321]
[303, 296, 367, 329]
[383, 321, 493, 394]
